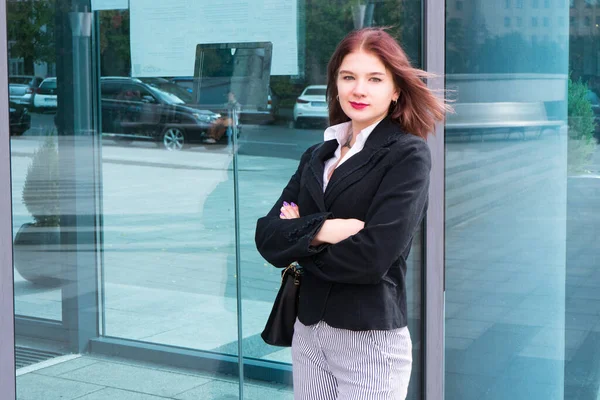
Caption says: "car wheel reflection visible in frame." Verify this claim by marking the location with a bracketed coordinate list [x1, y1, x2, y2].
[161, 127, 185, 151]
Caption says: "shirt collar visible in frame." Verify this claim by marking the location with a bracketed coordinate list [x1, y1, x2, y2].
[323, 119, 383, 147]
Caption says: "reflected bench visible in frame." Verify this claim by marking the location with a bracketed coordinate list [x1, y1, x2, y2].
[445, 102, 562, 140]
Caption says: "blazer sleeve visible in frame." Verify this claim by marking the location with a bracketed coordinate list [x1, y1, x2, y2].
[255, 144, 332, 268]
[297, 139, 431, 284]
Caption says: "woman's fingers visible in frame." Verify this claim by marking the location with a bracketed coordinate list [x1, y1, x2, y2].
[280, 206, 293, 219]
[279, 202, 300, 219]
[288, 202, 300, 218]
[280, 206, 297, 219]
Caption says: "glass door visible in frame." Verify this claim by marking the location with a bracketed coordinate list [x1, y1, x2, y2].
[444, 1, 574, 399]
[8, 0, 430, 399]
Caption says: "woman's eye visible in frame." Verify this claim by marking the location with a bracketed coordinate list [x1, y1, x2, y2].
[370, 77, 382, 82]
[342, 75, 354, 80]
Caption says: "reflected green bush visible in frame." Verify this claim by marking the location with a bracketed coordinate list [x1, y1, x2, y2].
[568, 77, 596, 141]
[22, 136, 60, 227]
[568, 77, 597, 174]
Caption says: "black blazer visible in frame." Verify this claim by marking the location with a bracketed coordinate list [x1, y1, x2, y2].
[255, 116, 431, 331]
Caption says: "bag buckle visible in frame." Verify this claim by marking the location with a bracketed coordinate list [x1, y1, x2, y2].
[282, 262, 302, 285]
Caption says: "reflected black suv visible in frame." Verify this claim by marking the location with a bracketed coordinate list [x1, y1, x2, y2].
[9, 100, 31, 136]
[100, 77, 222, 150]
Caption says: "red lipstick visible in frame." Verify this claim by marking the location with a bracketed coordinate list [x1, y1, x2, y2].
[350, 102, 368, 110]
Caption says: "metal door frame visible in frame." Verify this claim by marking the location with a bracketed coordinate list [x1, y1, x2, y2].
[424, 0, 446, 398]
[0, 0, 17, 397]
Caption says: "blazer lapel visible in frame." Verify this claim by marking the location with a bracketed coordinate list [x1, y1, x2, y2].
[324, 117, 401, 207]
[305, 139, 337, 212]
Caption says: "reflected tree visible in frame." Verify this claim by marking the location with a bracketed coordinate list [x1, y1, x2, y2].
[272, 0, 421, 109]
[7, 0, 55, 75]
[99, 10, 131, 76]
[372, 0, 421, 65]
[567, 77, 597, 173]
[569, 34, 600, 95]
[303, 0, 419, 84]
[304, 0, 354, 84]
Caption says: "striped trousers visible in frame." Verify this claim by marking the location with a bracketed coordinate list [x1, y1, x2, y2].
[292, 319, 412, 400]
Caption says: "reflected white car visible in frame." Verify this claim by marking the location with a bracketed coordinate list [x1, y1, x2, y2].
[33, 77, 57, 111]
[293, 85, 328, 128]
[9, 75, 43, 106]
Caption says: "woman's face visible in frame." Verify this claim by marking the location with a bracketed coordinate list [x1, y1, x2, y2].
[336, 50, 399, 132]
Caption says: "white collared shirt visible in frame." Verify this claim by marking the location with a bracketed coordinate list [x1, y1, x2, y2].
[322, 119, 382, 191]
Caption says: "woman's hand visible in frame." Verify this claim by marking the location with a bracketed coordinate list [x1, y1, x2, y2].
[279, 201, 300, 219]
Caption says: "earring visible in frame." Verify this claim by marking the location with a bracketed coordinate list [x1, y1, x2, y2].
[392, 99, 397, 105]
[336, 95, 339, 101]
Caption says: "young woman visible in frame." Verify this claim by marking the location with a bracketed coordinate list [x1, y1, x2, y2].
[255, 27, 447, 399]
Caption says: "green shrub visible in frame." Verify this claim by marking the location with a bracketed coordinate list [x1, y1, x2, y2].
[568, 77, 596, 140]
[567, 77, 597, 173]
[22, 137, 60, 227]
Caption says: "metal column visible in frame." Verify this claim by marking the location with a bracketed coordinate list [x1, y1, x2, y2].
[0, 0, 17, 397]
[424, 0, 446, 398]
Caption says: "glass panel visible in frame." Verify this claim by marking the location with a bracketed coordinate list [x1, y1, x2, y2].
[241, 1, 425, 399]
[98, 10, 242, 396]
[10, 0, 62, 321]
[565, 7, 600, 399]
[11, 1, 241, 399]
[445, 2, 572, 400]
[8, 1, 426, 399]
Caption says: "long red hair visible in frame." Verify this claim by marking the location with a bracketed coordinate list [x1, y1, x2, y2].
[327, 28, 449, 139]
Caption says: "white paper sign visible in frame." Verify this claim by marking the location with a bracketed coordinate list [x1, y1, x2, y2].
[92, 0, 128, 10]
[129, 0, 298, 77]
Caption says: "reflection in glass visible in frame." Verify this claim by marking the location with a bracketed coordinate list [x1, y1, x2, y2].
[565, 1, 600, 398]
[443, 1, 600, 399]
[12, 135, 63, 320]
[10, 0, 61, 321]
[9, 1, 427, 398]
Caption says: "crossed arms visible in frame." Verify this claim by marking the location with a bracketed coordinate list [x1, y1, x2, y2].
[255, 140, 431, 285]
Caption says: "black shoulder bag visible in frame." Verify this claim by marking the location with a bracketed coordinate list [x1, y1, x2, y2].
[261, 262, 303, 347]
